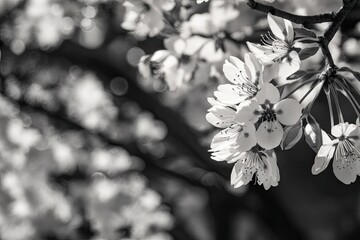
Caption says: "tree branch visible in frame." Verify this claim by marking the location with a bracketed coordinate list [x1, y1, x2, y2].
[247, 0, 336, 24]
[319, 0, 359, 69]
[318, 36, 336, 68]
[323, 0, 359, 44]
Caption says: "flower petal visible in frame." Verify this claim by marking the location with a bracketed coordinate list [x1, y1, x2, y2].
[223, 56, 247, 85]
[206, 106, 236, 128]
[210, 124, 242, 151]
[158, 0, 176, 11]
[256, 121, 283, 149]
[244, 53, 263, 87]
[188, 13, 218, 36]
[311, 145, 335, 175]
[164, 36, 186, 57]
[231, 157, 256, 188]
[284, 17, 294, 43]
[268, 14, 286, 41]
[255, 83, 280, 104]
[257, 152, 279, 190]
[278, 50, 300, 78]
[214, 84, 249, 105]
[246, 42, 277, 64]
[345, 123, 359, 138]
[333, 152, 359, 184]
[199, 40, 225, 63]
[236, 122, 257, 152]
[274, 98, 303, 125]
[331, 122, 349, 138]
[234, 100, 260, 124]
[162, 55, 180, 90]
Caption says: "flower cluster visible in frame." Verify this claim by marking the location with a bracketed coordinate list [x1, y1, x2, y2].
[130, 0, 360, 188]
[205, 13, 360, 188]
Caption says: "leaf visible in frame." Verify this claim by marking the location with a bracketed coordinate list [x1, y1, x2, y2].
[338, 66, 360, 80]
[337, 67, 360, 94]
[304, 115, 323, 152]
[287, 70, 307, 80]
[298, 47, 319, 60]
[280, 121, 303, 150]
[286, 70, 318, 82]
[294, 27, 317, 39]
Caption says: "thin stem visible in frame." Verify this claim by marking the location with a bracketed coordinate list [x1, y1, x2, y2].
[282, 78, 318, 99]
[247, 0, 336, 24]
[299, 80, 321, 104]
[330, 84, 344, 123]
[336, 80, 360, 114]
[324, 85, 335, 128]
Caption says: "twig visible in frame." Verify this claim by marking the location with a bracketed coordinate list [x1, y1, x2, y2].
[247, 0, 336, 24]
[318, 36, 336, 68]
[323, 0, 359, 44]
[319, 0, 359, 68]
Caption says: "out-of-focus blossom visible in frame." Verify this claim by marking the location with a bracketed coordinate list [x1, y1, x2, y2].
[134, 112, 167, 141]
[121, 0, 175, 38]
[139, 37, 198, 90]
[185, 0, 240, 63]
[90, 147, 134, 175]
[312, 123, 360, 184]
[59, 71, 118, 130]
[1, 0, 75, 53]
[196, 0, 209, 4]
[0, 96, 173, 239]
[73, 176, 173, 240]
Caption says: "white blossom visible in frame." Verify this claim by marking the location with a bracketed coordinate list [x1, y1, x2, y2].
[235, 83, 303, 149]
[312, 123, 360, 184]
[139, 36, 197, 90]
[121, 0, 175, 38]
[231, 148, 279, 190]
[247, 14, 317, 79]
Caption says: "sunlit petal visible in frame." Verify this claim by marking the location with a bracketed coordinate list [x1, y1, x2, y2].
[256, 121, 283, 149]
[274, 98, 303, 125]
[255, 83, 280, 104]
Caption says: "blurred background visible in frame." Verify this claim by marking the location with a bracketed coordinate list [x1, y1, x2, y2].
[1, 0, 360, 240]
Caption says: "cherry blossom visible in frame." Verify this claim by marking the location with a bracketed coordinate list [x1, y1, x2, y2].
[247, 14, 317, 79]
[235, 83, 303, 149]
[312, 123, 360, 184]
[230, 148, 279, 190]
[209, 122, 257, 163]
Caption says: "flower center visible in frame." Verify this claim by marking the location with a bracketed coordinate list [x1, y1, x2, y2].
[335, 138, 360, 163]
[271, 40, 289, 52]
[179, 54, 191, 64]
[143, 2, 151, 12]
[258, 104, 277, 122]
[150, 61, 164, 79]
[243, 151, 266, 170]
[261, 33, 290, 61]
